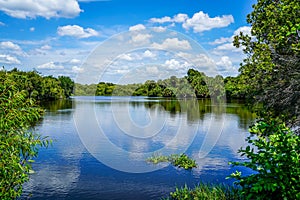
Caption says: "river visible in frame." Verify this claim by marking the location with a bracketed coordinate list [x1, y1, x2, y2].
[22, 96, 255, 199]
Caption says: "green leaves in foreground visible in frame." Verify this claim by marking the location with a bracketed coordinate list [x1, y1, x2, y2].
[0, 75, 51, 199]
[228, 120, 300, 199]
[147, 153, 197, 170]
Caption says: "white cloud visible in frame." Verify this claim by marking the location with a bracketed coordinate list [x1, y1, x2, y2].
[30, 27, 35, 32]
[149, 16, 172, 23]
[173, 13, 188, 23]
[57, 25, 99, 38]
[146, 66, 159, 74]
[216, 56, 233, 68]
[0, 0, 82, 19]
[143, 50, 155, 58]
[0, 54, 20, 64]
[152, 38, 191, 50]
[214, 43, 238, 52]
[69, 58, 81, 64]
[0, 41, 21, 50]
[183, 11, 234, 33]
[164, 59, 191, 70]
[119, 53, 133, 61]
[72, 66, 84, 73]
[149, 11, 233, 33]
[130, 33, 152, 45]
[152, 26, 167, 33]
[234, 26, 251, 36]
[129, 24, 146, 31]
[37, 61, 64, 70]
[40, 45, 51, 50]
[210, 37, 232, 45]
[0, 21, 5, 26]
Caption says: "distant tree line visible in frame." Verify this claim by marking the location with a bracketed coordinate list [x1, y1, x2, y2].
[0, 68, 74, 101]
[75, 68, 246, 100]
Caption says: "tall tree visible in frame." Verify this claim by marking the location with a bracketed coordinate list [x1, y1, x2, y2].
[234, 0, 300, 127]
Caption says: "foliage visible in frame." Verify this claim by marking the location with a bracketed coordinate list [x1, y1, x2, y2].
[229, 119, 300, 199]
[58, 76, 75, 98]
[165, 184, 242, 200]
[76, 69, 231, 100]
[147, 153, 197, 170]
[74, 83, 98, 96]
[171, 154, 197, 170]
[233, 0, 300, 127]
[0, 68, 74, 100]
[0, 73, 51, 199]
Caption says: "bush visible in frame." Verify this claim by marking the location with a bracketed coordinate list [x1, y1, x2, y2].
[0, 74, 50, 199]
[229, 120, 300, 199]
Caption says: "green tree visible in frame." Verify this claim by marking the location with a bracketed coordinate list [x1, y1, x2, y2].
[230, 0, 300, 199]
[234, 0, 300, 127]
[58, 76, 75, 98]
[0, 73, 50, 199]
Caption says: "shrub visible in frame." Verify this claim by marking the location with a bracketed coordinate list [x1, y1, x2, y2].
[0, 74, 50, 199]
[229, 120, 300, 199]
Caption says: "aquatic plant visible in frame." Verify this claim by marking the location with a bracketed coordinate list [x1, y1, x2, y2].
[146, 153, 197, 169]
[165, 184, 242, 200]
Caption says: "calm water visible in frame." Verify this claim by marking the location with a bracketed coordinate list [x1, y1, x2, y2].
[22, 96, 255, 200]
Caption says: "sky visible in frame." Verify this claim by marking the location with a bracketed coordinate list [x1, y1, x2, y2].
[0, 0, 256, 84]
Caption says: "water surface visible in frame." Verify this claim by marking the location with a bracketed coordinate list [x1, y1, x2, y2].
[23, 96, 255, 199]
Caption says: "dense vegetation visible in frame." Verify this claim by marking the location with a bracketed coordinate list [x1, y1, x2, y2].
[228, 0, 300, 199]
[0, 68, 74, 101]
[0, 71, 52, 198]
[1, 0, 299, 199]
[75, 69, 240, 100]
[0, 69, 74, 198]
[165, 0, 300, 199]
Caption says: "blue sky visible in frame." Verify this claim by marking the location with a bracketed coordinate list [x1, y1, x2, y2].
[0, 0, 256, 83]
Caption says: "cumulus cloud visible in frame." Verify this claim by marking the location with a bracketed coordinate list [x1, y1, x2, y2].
[149, 16, 172, 23]
[183, 11, 234, 33]
[234, 26, 251, 36]
[69, 58, 81, 64]
[0, 54, 20, 64]
[37, 61, 64, 70]
[173, 13, 188, 23]
[164, 59, 191, 70]
[119, 53, 133, 61]
[210, 37, 232, 45]
[130, 33, 152, 45]
[216, 56, 233, 68]
[57, 25, 99, 38]
[72, 66, 84, 73]
[149, 11, 233, 33]
[152, 38, 191, 50]
[129, 24, 146, 31]
[146, 66, 159, 74]
[40, 45, 51, 50]
[143, 50, 155, 58]
[152, 26, 167, 33]
[0, 41, 21, 51]
[0, 0, 82, 19]
[214, 43, 239, 52]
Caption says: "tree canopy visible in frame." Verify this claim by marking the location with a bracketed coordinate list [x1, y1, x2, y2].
[234, 0, 300, 127]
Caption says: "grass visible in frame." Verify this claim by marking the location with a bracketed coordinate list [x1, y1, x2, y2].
[146, 153, 197, 169]
[164, 183, 242, 200]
